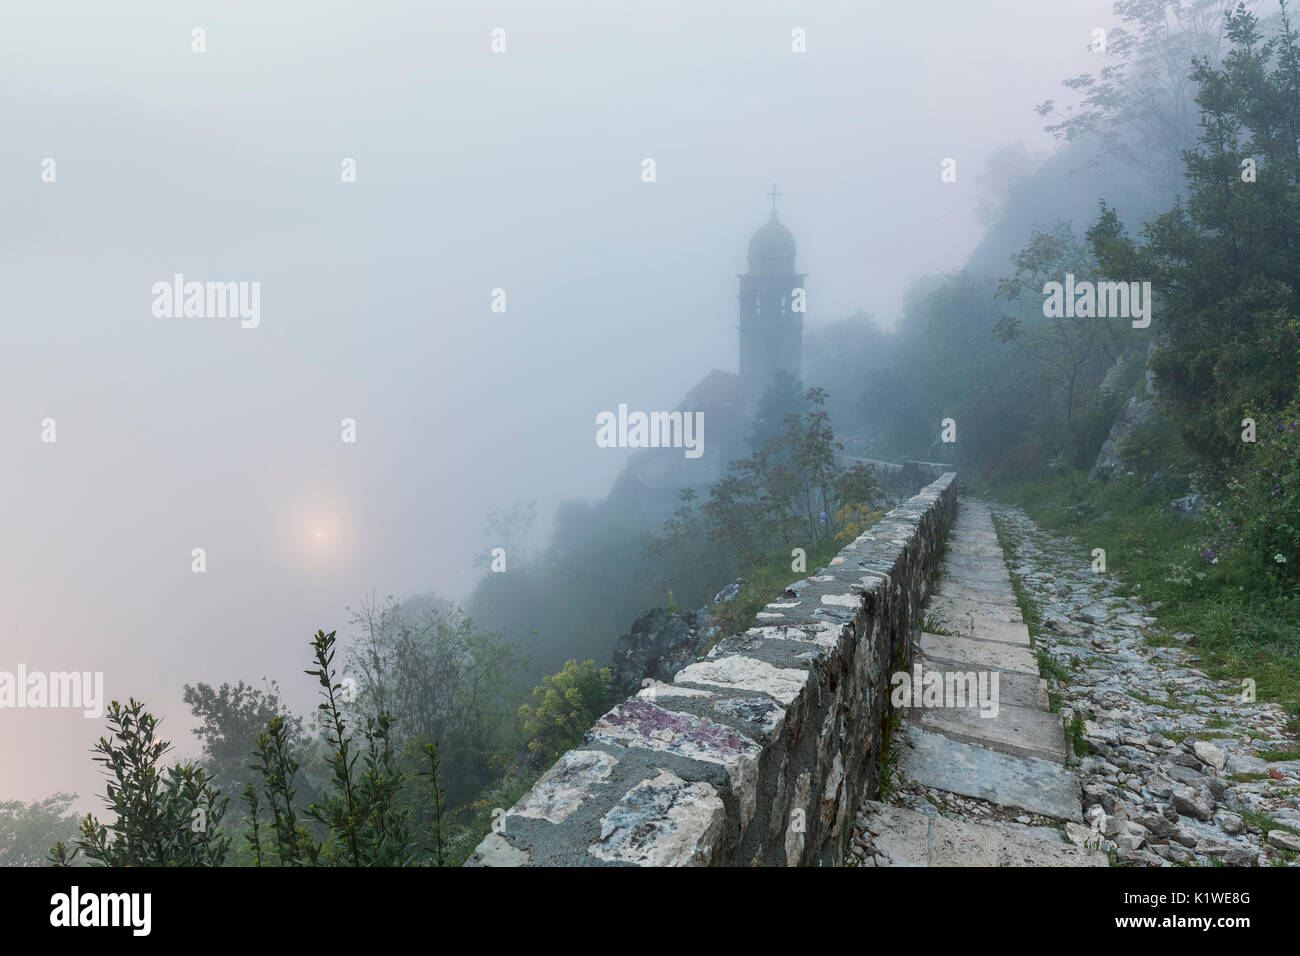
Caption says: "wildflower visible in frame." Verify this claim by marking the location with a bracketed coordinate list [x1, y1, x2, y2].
[1275, 554, 1287, 564]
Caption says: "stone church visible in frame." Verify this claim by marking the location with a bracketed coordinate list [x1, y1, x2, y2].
[610, 194, 806, 525]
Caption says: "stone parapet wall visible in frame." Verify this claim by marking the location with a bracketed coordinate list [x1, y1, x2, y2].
[468, 472, 958, 867]
[899, 460, 954, 493]
[839, 457, 954, 497]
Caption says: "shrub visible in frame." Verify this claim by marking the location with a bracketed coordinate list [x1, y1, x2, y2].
[1226, 401, 1300, 588]
[518, 659, 614, 763]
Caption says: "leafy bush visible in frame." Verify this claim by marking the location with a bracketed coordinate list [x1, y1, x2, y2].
[1225, 402, 1300, 587]
[55, 698, 230, 867]
[517, 659, 613, 764]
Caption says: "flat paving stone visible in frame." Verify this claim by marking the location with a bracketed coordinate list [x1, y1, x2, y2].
[928, 594, 1024, 626]
[945, 543, 1004, 561]
[919, 632, 1038, 674]
[918, 700, 1068, 763]
[915, 654, 1046, 709]
[899, 727, 1083, 822]
[937, 558, 1014, 587]
[934, 580, 1019, 606]
[947, 538, 1002, 553]
[924, 611, 1033, 647]
[860, 803, 1106, 867]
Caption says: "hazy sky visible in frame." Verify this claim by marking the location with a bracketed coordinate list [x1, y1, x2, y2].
[1, 0, 1115, 804]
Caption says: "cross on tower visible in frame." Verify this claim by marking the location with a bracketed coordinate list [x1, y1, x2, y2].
[768, 183, 781, 214]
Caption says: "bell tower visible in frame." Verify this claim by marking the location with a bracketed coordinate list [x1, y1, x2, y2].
[739, 185, 804, 405]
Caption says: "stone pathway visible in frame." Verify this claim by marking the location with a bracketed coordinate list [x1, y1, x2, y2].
[849, 499, 1107, 866]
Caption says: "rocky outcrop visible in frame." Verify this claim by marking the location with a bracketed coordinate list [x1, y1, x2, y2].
[611, 608, 706, 690]
[1089, 395, 1154, 481]
[468, 472, 958, 866]
[610, 582, 741, 691]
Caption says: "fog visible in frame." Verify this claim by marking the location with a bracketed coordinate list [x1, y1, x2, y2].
[1, 0, 1115, 805]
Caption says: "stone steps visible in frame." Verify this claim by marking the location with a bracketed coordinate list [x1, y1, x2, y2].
[920, 631, 1037, 670]
[917, 652, 1046, 708]
[898, 727, 1083, 820]
[926, 611, 1033, 647]
[853, 498, 1103, 866]
[933, 580, 1020, 607]
[918, 700, 1067, 763]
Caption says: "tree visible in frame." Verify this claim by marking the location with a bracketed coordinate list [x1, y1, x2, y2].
[803, 311, 892, 436]
[181, 679, 305, 799]
[244, 713, 319, 866]
[475, 500, 538, 571]
[1089, 1, 1300, 465]
[995, 220, 1146, 468]
[691, 387, 884, 564]
[746, 370, 808, 453]
[859, 271, 1039, 474]
[0, 794, 79, 867]
[344, 596, 520, 808]
[1036, 0, 1250, 187]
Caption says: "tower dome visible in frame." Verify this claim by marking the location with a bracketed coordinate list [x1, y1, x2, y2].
[746, 212, 796, 274]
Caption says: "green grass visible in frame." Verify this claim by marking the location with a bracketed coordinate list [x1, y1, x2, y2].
[991, 515, 1044, 647]
[991, 512, 1086, 713]
[1258, 747, 1300, 762]
[877, 710, 904, 802]
[988, 472, 1300, 718]
[1065, 713, 1088, 756]
[1035, 650, 1071, 683]
[1239, 808, 1300, 838]
[922, 614, 955, 636]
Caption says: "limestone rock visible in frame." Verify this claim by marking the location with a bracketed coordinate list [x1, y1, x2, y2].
[1169, 786, 1215, 822]
[1266, 830, 1300, 853]
[1191, 740, 1227, 772]
[611, 607, 704, 690]
[1217, 812, 1244, 835]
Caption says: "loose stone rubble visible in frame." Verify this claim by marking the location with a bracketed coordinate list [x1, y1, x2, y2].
[992, 505, 1300, 867]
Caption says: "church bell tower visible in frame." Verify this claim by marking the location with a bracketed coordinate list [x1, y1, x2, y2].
[739, 185, 804, 406]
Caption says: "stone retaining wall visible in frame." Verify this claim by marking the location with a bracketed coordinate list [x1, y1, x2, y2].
[468, 471, 958, 867]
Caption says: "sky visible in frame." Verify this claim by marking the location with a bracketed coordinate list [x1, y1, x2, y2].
[0, 0, 1116, 805]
